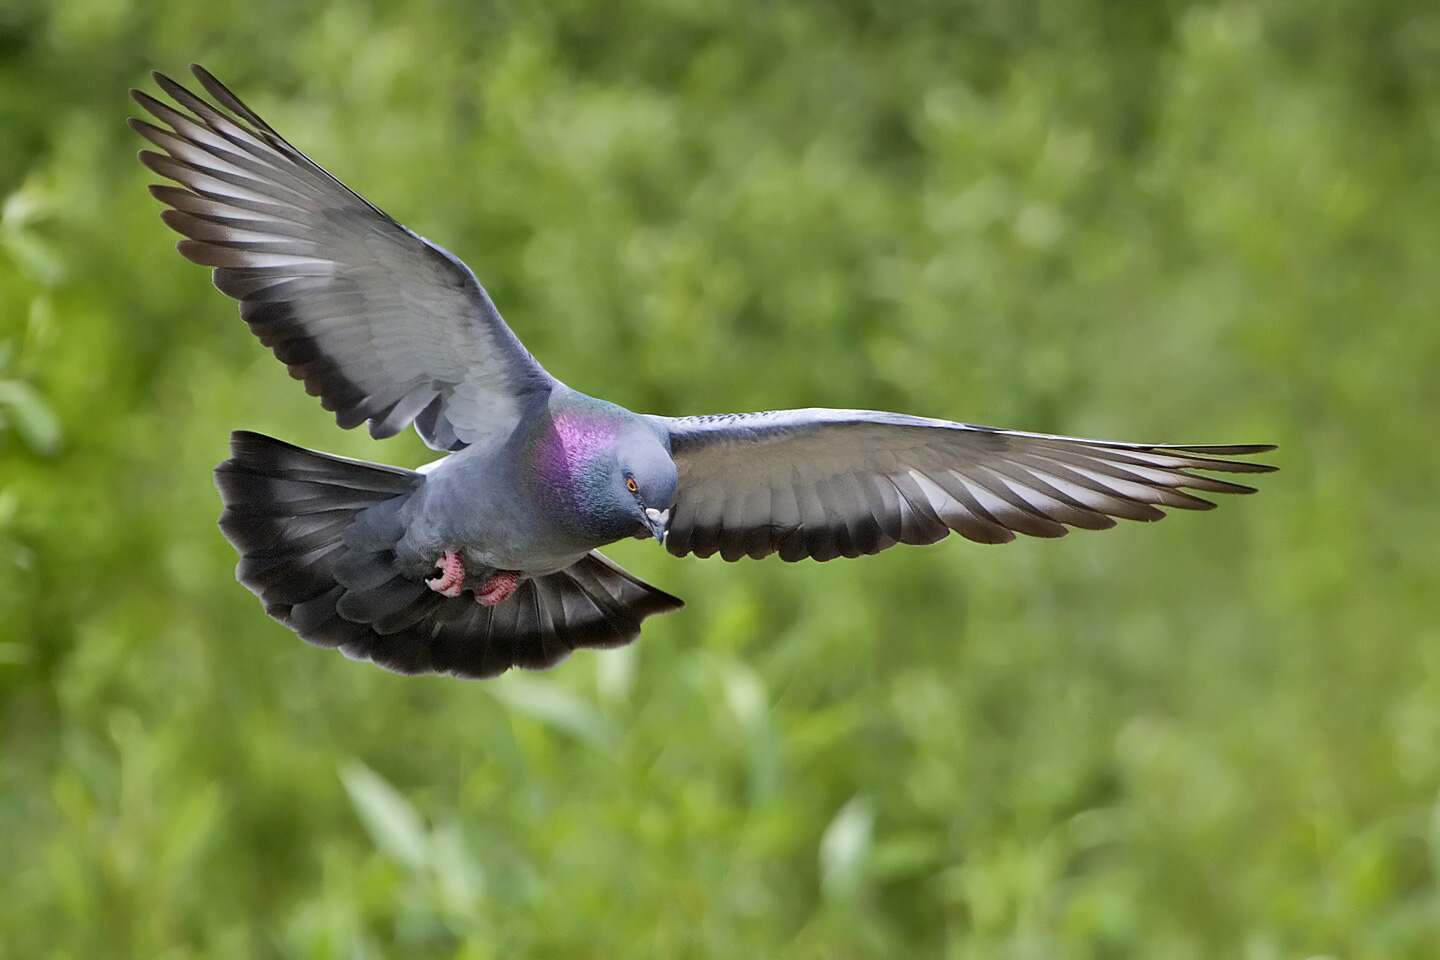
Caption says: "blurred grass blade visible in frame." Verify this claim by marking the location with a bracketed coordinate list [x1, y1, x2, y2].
[340, 762, 428, 873]
[820, 795, 874, 901]
[489, 674, 618, 748]
[0, 380, 62, 455]
[1, 230, 65, 287]
[719, 659, 767, 731]
[431, 819, 486, 913]
[594, 641, 637, 708]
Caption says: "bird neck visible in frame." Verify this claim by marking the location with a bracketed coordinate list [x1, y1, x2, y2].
[524, 401, 637, 543]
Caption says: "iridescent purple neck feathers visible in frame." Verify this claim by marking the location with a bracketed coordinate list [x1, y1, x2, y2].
[524, 400, 676, 545]
[530, 409, 622, 493]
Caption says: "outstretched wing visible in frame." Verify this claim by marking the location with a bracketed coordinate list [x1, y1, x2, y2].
[653, 408, 1276, 561]
[131, 65, 554, 451]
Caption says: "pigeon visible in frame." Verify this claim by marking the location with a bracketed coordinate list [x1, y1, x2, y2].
[130, 66, 1276, 680]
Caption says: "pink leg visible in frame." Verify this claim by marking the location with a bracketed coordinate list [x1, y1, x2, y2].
[427, 550, 465, 598]
[476, 570, 522, 606]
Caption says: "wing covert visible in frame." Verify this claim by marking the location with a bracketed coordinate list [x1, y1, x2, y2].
[131, 65, 554, 451]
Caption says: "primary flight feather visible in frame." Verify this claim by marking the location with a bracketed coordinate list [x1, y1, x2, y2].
[131, 65, 1275, 679]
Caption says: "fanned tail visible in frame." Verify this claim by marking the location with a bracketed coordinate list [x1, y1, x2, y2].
[414, 552, 684, 678]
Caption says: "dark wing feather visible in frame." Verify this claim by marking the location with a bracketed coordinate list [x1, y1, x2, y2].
[653, 408, 1276, 561]
[131, 65, 553, 451]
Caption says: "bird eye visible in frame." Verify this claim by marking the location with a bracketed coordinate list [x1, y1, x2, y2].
[626, 476, 639, 494]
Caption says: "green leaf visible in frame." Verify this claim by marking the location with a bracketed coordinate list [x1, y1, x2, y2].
[430, 819, 486, 913]
[1, 230, 65, 287]
[339, 762, 429, 873]
[488, 674, 618, 749]
[819, 795, 874, 901]
[0, 380, 62, 455]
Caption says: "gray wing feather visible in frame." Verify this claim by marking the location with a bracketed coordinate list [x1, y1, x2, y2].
[654, 408, 1276, 561]
[131, 65, 553, 451]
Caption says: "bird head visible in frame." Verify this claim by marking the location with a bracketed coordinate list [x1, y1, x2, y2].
[616, 431, 677, 544]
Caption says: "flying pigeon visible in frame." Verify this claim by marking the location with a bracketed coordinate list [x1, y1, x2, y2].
[130, 66, 1276, 680]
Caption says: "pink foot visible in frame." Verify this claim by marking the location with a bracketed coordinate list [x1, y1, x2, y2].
[427, 550, 465, 598]
[476, 570, 522, 606]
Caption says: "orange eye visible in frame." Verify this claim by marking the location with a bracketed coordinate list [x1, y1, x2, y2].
[626, 477, 639, 494]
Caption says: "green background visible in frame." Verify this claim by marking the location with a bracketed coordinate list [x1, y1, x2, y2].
[2, 0, 1438, 956]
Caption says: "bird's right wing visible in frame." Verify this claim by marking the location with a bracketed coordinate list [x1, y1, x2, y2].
[655, 408, 1276, 561]
[131, 65, 554, 451]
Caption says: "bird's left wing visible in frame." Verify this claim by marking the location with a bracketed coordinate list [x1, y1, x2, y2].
[653, 409, 1276, 561]
[130, 65, 555, 451]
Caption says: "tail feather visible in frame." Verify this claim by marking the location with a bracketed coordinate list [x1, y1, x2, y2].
[215, 430, 683, 679]
[418, 553, 685, 677]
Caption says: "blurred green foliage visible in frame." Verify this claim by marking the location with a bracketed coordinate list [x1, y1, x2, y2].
[2, 0, 1438, 956]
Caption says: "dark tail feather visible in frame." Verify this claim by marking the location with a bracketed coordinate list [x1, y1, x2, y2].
[416, 552, 685, 679]
[215, 430, 423, 653]
[215, 430, 683, 679]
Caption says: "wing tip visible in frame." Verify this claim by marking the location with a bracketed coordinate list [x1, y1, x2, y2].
[1133, 442, 1279, 476]
[151, 69, 186, 100]
[189, 63, 226, 101]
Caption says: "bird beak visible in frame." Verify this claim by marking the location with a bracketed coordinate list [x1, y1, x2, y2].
[644, 506, 670, 545]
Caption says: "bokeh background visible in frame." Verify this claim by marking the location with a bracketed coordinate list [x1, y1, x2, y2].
[2, 0, 1438, 956]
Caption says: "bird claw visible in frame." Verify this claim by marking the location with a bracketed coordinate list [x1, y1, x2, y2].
[476, 570, 522, 606]
[426, 552, 519, 605]
[426, 550, 465, 598]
